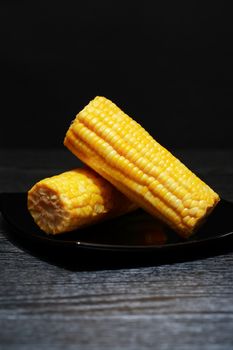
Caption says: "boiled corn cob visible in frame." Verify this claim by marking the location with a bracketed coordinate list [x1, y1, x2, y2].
[64, 96, 220, 237]
[28, 168, 137, 234]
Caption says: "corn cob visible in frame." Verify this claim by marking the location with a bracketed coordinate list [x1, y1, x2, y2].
[28, 168, 137, 235]
[64, 96, 220, 237]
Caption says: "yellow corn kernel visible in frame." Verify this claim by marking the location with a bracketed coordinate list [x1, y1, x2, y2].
[28, 168, 137, 235]
[64, 96, 220, 237]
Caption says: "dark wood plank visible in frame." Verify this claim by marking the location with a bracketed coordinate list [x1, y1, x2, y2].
[1, 149, 233, 350]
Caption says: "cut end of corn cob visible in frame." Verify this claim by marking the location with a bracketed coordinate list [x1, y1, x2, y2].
[64, 96, 220, 238]
[28, 168, 137, 235]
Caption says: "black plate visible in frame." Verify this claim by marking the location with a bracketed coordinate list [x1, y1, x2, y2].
[1, 193, 233, 256]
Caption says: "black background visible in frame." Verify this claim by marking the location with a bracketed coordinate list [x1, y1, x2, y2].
[1, 1, 233, 149]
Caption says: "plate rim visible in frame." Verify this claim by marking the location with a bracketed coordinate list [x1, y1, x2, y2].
[1, 192, 233, 252]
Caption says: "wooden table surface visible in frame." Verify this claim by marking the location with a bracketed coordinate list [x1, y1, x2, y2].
[1, 149, 233, 350]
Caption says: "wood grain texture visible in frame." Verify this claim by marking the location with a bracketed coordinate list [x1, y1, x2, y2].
[0, 149, 233, 350]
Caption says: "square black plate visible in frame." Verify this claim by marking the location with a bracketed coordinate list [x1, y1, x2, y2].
[1, 193, 233, 258]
